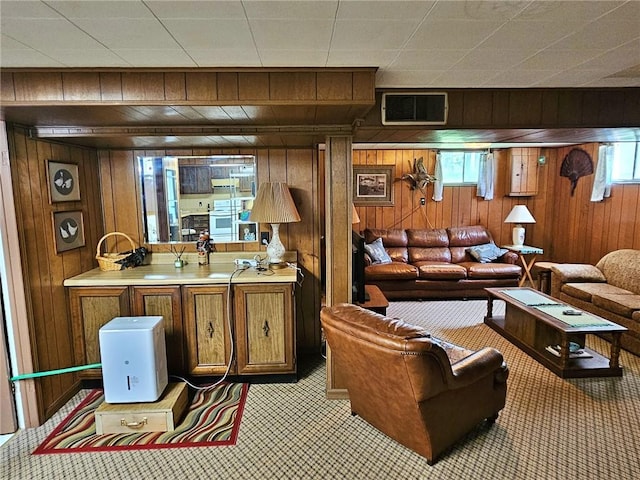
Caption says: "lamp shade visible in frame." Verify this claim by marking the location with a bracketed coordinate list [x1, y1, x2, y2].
[352, 204, 360, 224]
[504, 205, 536, 224]
[249, 182, 301, 224]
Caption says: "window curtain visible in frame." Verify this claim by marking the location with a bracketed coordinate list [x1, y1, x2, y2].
[476, 152, 495, 200]
[590, 144, 613, 202]
[432, 152, 443, 202]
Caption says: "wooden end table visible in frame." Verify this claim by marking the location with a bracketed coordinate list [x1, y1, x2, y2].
[484, 287, 627, 378]
[502, 245, 543, 287]
[357, 284, 389, 315]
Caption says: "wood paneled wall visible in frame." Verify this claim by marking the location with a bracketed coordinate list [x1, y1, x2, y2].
[6, 125, 103, 422]
[353, 145, 639, 265]
[99, 147, 321, 353]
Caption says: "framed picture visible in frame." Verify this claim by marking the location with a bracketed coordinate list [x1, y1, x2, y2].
[53, 210, 85, 253]
[47, 160, 80, 203]
[353, 165, 395, 206]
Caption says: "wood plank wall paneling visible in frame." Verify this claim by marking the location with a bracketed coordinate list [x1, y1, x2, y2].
[7, 125, 103, 423]
[3, 70, 377, 105]
[353, 145, 640, 266]
[99, 147, 320, 354]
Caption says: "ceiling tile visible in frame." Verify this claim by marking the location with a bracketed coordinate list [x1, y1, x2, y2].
[258, 50, 329, 67]
[47, 0, 154, 18]
[427, 1, 528, 21]
[0, 48, 65, 67]
[332, 20, 420, 50]
[516, 0, 627, 21]
[391, 49, 468, 70]
[111, 49, 197, 67]
[188, 49, 262, 66]
[145, 1, 246, 19]
[336, 1, 435, 20]
[162, 19, 255, 49]
[406, 20, 504, 49]
[518, 49, 608, 71]
[1, 18, 105, 50]
[453, 49, 537, 70]
[243, 1, 338, 19]
[482, 69, 559, 88]
[249, 19, 333, 50]
[69, 18, 180, 49]
[0, 1, 61, 18]
[327, 49, 398, 67]
[552, 21, 640, 50]
[41, 49, 132, 67]
[480, 20, 588, 50]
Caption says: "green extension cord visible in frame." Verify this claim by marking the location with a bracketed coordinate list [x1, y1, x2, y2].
[10, 363, 102, 382]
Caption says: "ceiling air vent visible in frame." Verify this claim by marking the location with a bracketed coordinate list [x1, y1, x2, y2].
[381, 92, 448, 125]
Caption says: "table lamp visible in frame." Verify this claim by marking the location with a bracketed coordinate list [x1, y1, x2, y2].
[504, 205, 535, 246]
[352, 204, 360, 225]
[250, 182, 301, 268]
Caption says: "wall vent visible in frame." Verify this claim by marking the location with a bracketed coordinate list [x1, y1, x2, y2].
[381, 92, 448, 125]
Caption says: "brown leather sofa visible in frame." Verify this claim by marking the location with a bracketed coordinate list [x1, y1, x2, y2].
[321, 303, 509, 464]
[364, 225, 522, 300]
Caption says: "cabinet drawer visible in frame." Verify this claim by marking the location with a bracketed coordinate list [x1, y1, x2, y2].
[95, 382, 188, 434]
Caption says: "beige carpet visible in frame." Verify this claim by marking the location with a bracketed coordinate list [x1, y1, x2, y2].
[2, 299, 639, 479]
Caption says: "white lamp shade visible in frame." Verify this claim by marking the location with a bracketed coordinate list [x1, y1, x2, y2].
[504, 205, 536, 224]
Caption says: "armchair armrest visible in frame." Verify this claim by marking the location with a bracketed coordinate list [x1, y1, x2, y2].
[448, 347, 507, 389]
[550, 264, 607, 284]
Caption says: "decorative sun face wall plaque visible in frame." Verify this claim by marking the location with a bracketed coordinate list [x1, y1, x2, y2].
[47, 161, 80, 202]
[53, 210, 85, 253]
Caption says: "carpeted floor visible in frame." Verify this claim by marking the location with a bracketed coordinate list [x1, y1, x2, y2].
[2, 299, 639, 479]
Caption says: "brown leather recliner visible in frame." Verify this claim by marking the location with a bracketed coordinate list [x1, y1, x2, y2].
[321, 304, 508, 464]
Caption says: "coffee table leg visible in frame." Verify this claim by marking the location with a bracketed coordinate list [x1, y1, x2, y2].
[487, 296, 494, 318]
[610, 333, 622, 369]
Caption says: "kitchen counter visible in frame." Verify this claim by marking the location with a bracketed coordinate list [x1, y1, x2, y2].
[64, 260, 298, 287]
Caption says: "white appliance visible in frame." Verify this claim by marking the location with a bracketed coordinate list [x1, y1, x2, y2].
[99, 316, 168, 403]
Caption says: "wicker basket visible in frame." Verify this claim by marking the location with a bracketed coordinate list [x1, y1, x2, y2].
[96, 232, 138, 271]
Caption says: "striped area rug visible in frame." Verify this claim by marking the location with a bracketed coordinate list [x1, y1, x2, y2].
[33, 382, 248, 454]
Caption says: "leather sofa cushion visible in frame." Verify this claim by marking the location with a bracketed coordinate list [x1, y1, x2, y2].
[415, 262, 467, 280]
[447, 225, 492, 247]
[460, 262, 522, 279]
[407, 228, 449, 247]
[592, 293, 640, 318]
[633, 311, 640, 322]
[450, 246, 475, 264]
[409, 247, 452, 264]
[364, 228, 407, 247]
[561, 282, 631, 302]
[365, 262, 419, 281]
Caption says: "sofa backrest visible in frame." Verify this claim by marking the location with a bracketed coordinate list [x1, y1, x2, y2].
[364, 228, 409, 262]
[595, 249, 640, 294]
[364, 225, 496, 264]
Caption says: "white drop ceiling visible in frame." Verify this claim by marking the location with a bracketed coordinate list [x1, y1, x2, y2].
[1, 0, 639, 148]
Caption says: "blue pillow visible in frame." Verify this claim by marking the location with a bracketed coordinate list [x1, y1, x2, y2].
[467, 243, 508, 263]
[365, 238, 392, 265]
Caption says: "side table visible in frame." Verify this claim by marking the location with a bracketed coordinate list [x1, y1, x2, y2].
[502, 245, 544, 287]
[357, 284, 389, 315]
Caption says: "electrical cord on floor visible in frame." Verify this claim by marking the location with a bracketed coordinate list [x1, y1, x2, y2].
[170, 266, 245, 391]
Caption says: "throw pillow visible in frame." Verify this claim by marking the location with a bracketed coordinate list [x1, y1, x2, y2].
[467, 242, 508, 263]
[364, 238, 392, 265]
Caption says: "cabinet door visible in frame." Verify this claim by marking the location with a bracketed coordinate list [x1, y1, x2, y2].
[183, 286, 234, 375]
[234, 283, 295, 375]
[508, 148, 539, 196]
[68, 287, 130, 379]
[131, 286, 184, 374]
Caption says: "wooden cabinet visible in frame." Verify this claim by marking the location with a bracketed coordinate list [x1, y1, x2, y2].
[68, 279, 296, 380]
[131, 286, 184, 374]
[182, 285, 234, 376]
[507, 148, 539, 196]
[234, 283, 295, 375]
[69, 287, 131, 379]
[179, 166, 211, 194]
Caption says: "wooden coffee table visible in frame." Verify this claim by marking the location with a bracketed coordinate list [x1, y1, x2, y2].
[484, 287, 627, 378]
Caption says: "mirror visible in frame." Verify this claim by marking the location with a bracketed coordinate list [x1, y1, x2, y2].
[139, 155, 257, 244]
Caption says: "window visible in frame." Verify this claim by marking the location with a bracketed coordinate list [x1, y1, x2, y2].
[611, 142, 640, 182]
[440, 151, 482, 184]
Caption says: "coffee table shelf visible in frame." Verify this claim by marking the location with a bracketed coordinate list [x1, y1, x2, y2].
[484, 287, 627, 378]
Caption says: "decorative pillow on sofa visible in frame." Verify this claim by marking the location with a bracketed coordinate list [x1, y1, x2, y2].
[365, 238, 393, 265]
[467, 243, 508, 263]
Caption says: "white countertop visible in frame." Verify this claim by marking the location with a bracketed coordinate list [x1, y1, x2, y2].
[64, 261, 298, 287]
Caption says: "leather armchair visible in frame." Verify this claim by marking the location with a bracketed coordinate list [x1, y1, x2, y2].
[321, 304, 508, 464]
